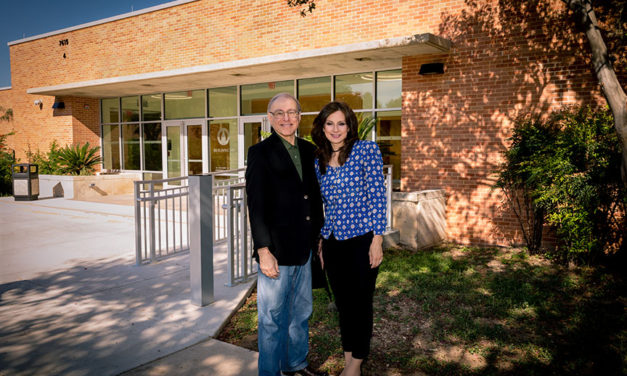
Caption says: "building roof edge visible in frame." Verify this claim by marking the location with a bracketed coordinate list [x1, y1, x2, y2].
[27, 33, 452, 97]
[7, 0, 199, 46]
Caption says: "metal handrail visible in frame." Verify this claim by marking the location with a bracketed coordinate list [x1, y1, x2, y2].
[133, 165, 392, 288]
[383, 164, 393, 232]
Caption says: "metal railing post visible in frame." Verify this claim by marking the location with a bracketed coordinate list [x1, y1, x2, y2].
[188, 174, 214, 306]
[385, 165, 393, 231]
[225, 186, 235, 286]
[148, 182, 156, 263]
[134, 181, 142, 266]
[240, 187, 249, 282]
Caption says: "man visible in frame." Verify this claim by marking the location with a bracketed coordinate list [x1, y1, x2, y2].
[245, 93, 326, 376]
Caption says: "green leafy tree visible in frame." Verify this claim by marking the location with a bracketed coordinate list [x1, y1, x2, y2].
[495, 116, 553, 253]
[496, 106, 626, 264]
[565, 0, 627, 184]
[57, 142, 102, 176]
[287, 0, 316, 17]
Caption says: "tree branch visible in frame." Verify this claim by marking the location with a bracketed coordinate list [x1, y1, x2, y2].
[565, 0, 627, 184]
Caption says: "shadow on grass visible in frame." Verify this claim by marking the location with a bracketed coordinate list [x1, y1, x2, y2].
[217, 245, 625, 375]
[365, 246, 626, 376]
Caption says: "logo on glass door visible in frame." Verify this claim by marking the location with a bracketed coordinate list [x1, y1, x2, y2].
[217, 127, 230, 146]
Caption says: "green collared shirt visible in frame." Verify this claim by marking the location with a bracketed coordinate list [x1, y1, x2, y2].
[278, 135, 302, 181]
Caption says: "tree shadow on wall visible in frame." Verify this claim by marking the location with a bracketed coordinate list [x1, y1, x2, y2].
[403, 0, 603, 244]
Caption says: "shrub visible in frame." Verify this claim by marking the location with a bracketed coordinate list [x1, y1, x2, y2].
[26, 141, 102, 176]
[0, 132, 16, 196]
[496, 106, 626, 264]
[27, 141, 63, 175]
[57, 142, 102, 176]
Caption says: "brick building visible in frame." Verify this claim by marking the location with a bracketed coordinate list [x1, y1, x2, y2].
[0, 0, 607, 246]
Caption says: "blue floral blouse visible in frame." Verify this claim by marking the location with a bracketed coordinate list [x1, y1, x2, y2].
[315, 140, 387, 241]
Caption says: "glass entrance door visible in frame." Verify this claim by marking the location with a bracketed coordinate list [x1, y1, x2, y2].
[165, 124, 182, 183]
[186, 123, 204, 175]
[209, 119, 238, 173]
[163, 120, 207, 185]
[238, 116, 270, 167]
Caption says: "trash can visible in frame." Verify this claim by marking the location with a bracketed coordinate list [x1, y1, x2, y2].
[12, 163, 39, 201]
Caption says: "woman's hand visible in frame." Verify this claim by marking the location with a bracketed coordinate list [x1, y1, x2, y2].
[317, 238, 324, 269]
[369, 235, 383, 268]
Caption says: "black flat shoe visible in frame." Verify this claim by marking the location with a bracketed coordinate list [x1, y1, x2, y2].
[282, 365, 329, 376]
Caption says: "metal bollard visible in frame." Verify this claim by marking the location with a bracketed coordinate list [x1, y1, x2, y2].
[188, 174, 214, 306]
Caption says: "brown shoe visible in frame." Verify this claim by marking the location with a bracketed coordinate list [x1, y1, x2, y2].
[282, 365, 329, 376]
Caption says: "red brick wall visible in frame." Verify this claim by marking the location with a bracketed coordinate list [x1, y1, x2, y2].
[0, 89, 74, 160]
[4, 0, 463, 159]
[2, 0, 615, 246]
[8, 0, 461, 89]
[401, 0, 607, 245]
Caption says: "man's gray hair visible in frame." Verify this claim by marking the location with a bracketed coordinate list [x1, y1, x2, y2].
[267, 92, 301, 113]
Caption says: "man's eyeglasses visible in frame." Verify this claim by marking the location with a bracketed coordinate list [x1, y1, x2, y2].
[270, 110, 300, 119]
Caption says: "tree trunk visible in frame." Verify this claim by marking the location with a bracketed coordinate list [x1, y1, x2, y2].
[566, 0, 627, 184]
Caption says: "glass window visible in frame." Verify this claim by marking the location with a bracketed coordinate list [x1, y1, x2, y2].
[243, 120, 264, 165]
[376, 69, 402, 109]
[209, 86, 237, 117]
[121, 96, 140, 122]
[142, 173, 163, 188]
[142, 94, 162, 121]
[209, 119, 238, 172]
[143, 123, 162, 171]
[241, 80, 294, 115]
[376, 110, 401, 189]
[298, 77, 331, 112]
[102, 124, 120, 170]
[101, 98, 119, 123]
[334, 72, 374, 110]
[298, 114, 316, 142]
[122, 123, 141, 170]
[164, 90, 205, 119]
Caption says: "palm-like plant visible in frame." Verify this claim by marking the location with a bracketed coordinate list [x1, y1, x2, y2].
[357, 115, 376, 140]
[57, 142, 102, 175]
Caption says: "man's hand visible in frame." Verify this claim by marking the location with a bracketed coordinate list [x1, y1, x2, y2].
[369, 235, 383, 268]
[258, 247, 279, 278]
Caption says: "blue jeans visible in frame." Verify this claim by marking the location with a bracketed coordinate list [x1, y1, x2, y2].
[257, 253, 312, 376]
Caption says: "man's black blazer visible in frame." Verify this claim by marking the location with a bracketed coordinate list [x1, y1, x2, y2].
[245, 132, 323, 266]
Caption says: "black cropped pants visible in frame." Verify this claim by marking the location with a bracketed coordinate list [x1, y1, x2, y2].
[323, 231, 379, 360]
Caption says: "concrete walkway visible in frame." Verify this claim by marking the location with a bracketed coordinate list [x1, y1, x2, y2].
[0, 197, 258, 376]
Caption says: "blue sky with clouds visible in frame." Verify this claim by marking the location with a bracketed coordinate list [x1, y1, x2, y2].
[0, 0, 174, 88]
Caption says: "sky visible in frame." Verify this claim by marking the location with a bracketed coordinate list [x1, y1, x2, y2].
[0, 0, 175, 88]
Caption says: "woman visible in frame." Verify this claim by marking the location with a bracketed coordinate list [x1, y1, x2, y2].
[312, 101, 386, 376]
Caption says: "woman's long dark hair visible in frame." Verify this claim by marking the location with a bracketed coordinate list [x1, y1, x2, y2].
[311, 101, 359, 175]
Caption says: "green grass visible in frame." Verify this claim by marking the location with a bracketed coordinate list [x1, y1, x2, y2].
[216, 245, 626, 375]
